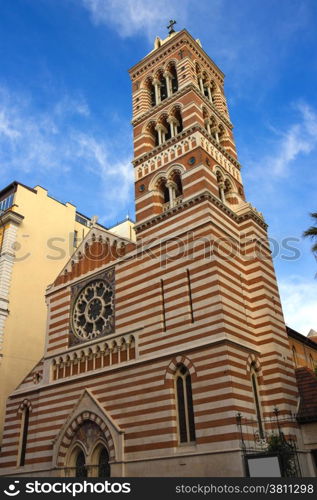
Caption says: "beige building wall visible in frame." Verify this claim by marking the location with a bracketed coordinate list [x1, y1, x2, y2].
[0, 183, 135, 443]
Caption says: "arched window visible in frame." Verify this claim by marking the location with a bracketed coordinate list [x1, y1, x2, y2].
[173, 108, 183, 134]
[163, 185, 170, 203]
[145, 77, 156, 107]
[175, 364, 196, 443]
[157, 70, 167, 101]
[292, 346, 297, 367]
[202, 72, 209, 98]
[18, 405, 30, 466]
[98, 447, 110, 477]
[75, 449, 87, 478]
[170, 171, 183, 199]
[149, 82, 156, 107]
[152, 71, 166, 105]
[224, 179, 232, 200]
[169, 63, 178, 93]
[216, 170, 224, 202]
[218, 124, 226, 144]
[250, 364, 264, 439]
[167, 107, 183, 138]
[160, 115, 171, 142]
[147, 122, 159, 148]
[309, 354, 314, 370]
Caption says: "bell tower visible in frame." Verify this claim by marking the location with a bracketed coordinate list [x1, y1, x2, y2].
[129, 28, 244, 232]
[128, 27, 298, 435]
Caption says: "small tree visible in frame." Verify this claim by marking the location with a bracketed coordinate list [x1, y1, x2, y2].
[303, 212, 317, 254]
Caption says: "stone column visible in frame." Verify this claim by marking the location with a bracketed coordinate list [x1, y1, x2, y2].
[164, 71, 173, 97]
[153, 78, 161, 104]
[167, 117, 179, 138]
[198, 75, 204, 93]
[219, 182, 225, 203]
[155, 124, 168, 145]
[155, 124, 162, 145]
[167, 181, 176, 207]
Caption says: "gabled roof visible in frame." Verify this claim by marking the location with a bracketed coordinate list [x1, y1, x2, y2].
[52, 225, 136, 288]
[295, 367, 317, 423]
[287, 326, 317, 351]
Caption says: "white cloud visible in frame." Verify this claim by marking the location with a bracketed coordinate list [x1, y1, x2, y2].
[246, 102, 317, 180]
[53, 95, 90, 118]
[72, 132, 133, 220]
[268, 103, 317, 176]
[279, 276, 317, 335]
[0, 87, 91, 173]
[0, 86, 133, 222]
[81, 0, 188, 39]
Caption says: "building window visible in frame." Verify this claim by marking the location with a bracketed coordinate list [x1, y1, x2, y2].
[250, 364, 264, 439]
[75, 449, 87, 478]
[71, 277, 115, 344]
[292, 346, 297, 367]
[175, 364, 196, 443]
[75, 213, 89, 226]
[18, 406, 30, 466]
[98, 447, 110, 477]
[309, 354, 315, 370]
[0, 193, 14, 214]
[216, 170, 225, 202]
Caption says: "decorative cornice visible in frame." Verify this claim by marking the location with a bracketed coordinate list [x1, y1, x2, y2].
[129, 29, 224, 82]
[135, 191, 267, 234]
[0, 210, 24, 226]
[133, 124, 241, 171]
[132, 82, 232, 129]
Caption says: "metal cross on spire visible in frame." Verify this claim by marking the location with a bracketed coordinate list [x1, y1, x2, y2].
[167, 19, 176, 35]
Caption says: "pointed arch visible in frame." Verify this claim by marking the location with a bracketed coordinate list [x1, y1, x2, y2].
[246, 354, 261, 376]
[174, 364, 196, 443]
[17, 400, 32, 466]
[149, 171, 168, 191]
[91, 442, 111, 477]
[57, 411, 116, 467]
[164, 355, 197, 384]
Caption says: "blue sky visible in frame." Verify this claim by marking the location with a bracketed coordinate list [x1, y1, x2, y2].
[0, 0, 316, 333]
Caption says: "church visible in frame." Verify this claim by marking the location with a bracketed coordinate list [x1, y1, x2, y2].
[0, 26, 316, 477]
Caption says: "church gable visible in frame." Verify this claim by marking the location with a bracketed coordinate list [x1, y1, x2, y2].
[54, 227, 136, 287]
[15, 358, 44, 391]
[53, 389, 124, 468]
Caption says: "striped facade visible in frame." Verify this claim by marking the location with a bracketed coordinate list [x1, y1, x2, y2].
[0, 29, 313, 477]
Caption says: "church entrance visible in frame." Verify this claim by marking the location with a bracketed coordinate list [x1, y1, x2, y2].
[64, 420, 111, 477]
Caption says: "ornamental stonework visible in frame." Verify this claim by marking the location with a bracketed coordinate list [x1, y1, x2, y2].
[69, 268, 115, 347]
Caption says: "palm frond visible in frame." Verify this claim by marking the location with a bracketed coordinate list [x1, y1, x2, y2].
[303, 226, 317, 238]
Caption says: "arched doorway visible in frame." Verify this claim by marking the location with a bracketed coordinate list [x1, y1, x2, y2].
[64, 420, 112, 477]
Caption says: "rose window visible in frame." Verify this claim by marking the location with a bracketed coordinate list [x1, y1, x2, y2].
[72, 280, 114, 341]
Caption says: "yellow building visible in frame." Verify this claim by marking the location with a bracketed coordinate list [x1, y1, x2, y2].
[287, 327, 317, 371]
[0, 181, 134, 443]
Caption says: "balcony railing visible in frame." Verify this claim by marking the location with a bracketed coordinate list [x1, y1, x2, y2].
[163, 195, 183, 212]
